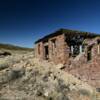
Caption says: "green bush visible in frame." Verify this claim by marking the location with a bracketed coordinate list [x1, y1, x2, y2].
[79, 89, 91, 96]
[0, 60, 9, 70]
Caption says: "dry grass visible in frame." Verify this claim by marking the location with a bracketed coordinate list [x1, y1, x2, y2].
[0, 47, 97, 100]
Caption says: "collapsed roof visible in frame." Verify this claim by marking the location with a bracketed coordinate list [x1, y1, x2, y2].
[35, 28, 100, 44]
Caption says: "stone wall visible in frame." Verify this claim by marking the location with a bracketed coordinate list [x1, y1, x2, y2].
[35, 34, 70, 64]
[64, 37, 100, 88]
[35, 42, 45, 60]
[35, 34, 100, 65]
[49, 34, 69, 64]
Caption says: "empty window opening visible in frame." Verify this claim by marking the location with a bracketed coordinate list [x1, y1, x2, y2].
[70, 44, 85, 57]
[51, 39, 56, 55]
[66, 35, 85, 57]
[70, 45, 80, 57]
[52, 39, 56, 48]
[73, 45, 79, 57]
[97, 40, 100, 44]
[87, 46, 92, 61]
[79, 45, 83, 53]
[44, 45, 49, 60]
[70, 45, 74, 55]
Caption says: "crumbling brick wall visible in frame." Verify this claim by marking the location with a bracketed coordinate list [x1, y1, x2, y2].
[35, 34, 70, 64]
[35, 42, 45, 60]
[65, 37, 100, 88]
[50, 34, 70, 64]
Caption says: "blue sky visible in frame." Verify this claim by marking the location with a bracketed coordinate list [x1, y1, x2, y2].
[0, 0, 100, 47]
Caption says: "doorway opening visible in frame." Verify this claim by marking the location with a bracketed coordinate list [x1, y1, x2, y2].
[97, 40, 100, 54]
[44, 45, 49, 60]
[87, 46, 92, 61]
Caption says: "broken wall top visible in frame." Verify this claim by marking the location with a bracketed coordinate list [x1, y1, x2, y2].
[35, 28, 100, 44]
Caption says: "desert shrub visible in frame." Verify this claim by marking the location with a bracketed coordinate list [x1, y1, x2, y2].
[57, 94, 69, 100]
[0, 68, 25, 84]
[42, 75, 48, 82]
[7, 68, 25, 81]
[56, 79, 70, 93]
[96, 88, 100, 92]
[46, 92, 70, 100]
[79, 89, 91, 96]
[0, 51, 11, 56]
[0, 60, 9, 70]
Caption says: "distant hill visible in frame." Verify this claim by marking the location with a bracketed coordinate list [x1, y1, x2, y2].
[0, 43, 33, 51]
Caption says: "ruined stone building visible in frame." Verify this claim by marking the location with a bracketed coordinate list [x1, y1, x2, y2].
[35, 29, 100, 65]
